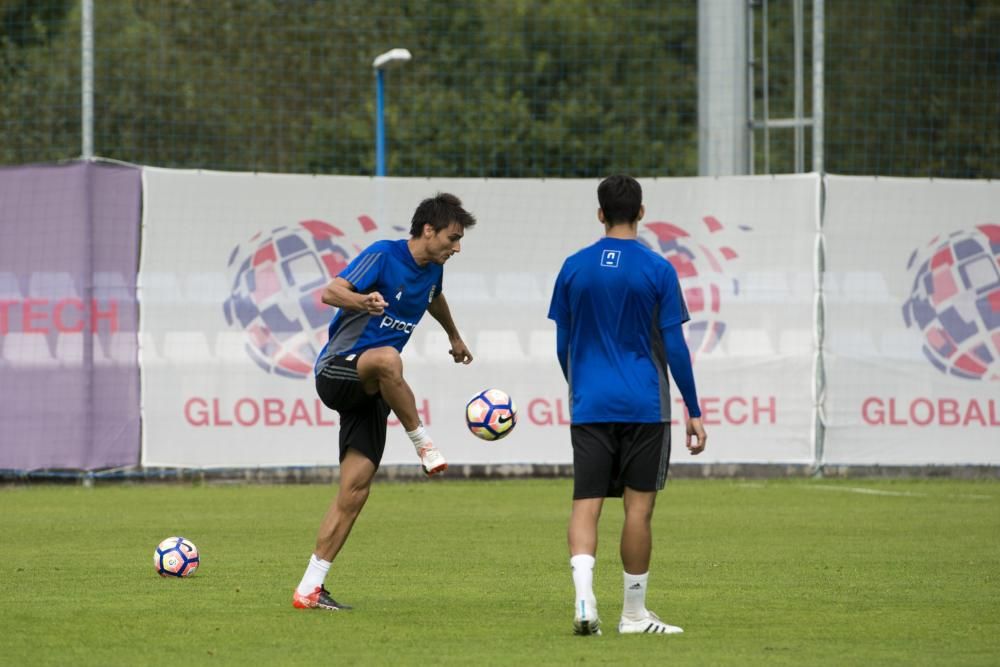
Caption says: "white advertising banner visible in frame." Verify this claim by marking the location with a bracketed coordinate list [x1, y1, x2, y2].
[822, 176, 1000, 464]
[139, 170, 818, 467]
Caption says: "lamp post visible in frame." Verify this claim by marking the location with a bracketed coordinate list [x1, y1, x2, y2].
[373, 48, 412, 177]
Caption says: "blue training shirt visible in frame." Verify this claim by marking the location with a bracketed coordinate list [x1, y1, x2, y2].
[315, 239, 442, 371]
[547, 237, 689, 424]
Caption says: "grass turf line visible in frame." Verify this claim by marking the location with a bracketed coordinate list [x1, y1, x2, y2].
[1, 478, 998, 666]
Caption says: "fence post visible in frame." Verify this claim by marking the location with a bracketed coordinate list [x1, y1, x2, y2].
[81, 0, 94, 160]
[812, 0, 825, 173]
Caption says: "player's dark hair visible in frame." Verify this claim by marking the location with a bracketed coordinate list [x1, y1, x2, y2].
[409, 192, 477, 237]
[597, 174, 643, 225]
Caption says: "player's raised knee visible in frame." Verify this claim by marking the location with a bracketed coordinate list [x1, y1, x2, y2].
[358, 346, 404, 377]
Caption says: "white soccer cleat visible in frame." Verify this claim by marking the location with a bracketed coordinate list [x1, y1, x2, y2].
[618, 610, 683, 635]
[418, 445, 448, 476]
[573, 599, 602, 636]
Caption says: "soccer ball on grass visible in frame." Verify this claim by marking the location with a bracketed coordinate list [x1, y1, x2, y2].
[154, 536, 200, 578]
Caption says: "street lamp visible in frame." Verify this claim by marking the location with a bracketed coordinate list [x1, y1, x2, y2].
[372, 48, 412, 177]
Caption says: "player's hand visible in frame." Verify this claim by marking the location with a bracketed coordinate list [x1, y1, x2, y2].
[448, 338, 473, 364]
[686, 417, 707, 455]
[362, 291, 388, 315]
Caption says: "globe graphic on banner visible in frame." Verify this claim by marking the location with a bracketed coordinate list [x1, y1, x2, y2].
[902, 224, 1000, 381]
[636, 216, 744, 358]
[223, 218, 377, 379]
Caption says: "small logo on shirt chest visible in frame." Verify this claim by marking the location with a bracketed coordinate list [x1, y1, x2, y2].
[601, 249, 621, 268]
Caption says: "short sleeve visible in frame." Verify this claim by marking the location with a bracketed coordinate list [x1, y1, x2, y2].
[338, 244, 386, 293]
[547, 263, 571, 328]
[657, 261, 690, 330]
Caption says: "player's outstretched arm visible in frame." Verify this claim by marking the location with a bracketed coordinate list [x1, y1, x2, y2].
[321, 277, 387, 315]
[427, 292, 473, 364]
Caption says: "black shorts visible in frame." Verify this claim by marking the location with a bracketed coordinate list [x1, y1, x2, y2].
[570, 422, 671, 499]
[315, 354, 391, 468]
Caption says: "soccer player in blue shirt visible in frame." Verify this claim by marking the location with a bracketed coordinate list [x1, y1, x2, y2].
[548, 174, 707, 635]
[293, 193, 477, 611]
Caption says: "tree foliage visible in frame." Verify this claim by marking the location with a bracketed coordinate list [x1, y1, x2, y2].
[0, 0, 996, 178]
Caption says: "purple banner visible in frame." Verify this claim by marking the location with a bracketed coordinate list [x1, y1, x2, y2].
[0, 161, 141, 470]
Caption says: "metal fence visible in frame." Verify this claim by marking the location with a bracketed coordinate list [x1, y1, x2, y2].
[1, 0, 997, 178]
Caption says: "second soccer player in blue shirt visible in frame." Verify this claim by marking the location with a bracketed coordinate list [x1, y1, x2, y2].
[548, 174, 707, 636]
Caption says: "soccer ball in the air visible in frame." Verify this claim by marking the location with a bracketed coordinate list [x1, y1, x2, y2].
[154, 536, 200, 578]
[465, 389, 518, 441]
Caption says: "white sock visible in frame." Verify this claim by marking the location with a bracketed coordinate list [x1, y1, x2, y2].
[570, 554, 597, 605]
[622, 571, 649, 620]
[407, 425, 432, 451]
[296, 554, 330, 596]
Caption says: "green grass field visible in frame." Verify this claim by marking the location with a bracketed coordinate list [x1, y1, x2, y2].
[2, 478, 998, 666]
